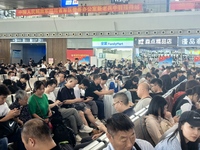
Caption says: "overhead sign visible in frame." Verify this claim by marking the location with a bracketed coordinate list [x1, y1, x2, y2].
[0, 10, 16, 19]
[61, 0, 78, 7]
[11, 38, 45, 43]
[178, 36, 200, 47]
[16, 4, 143, 16]
[92, 38, 134, 48]
[134, 37, 177, 47]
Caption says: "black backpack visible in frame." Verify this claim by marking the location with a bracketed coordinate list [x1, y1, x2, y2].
[53, 123, 76, 148]
[59, 141, 74, 150]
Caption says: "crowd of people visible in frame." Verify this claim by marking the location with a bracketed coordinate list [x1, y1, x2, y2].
[0, 57, 199, 150]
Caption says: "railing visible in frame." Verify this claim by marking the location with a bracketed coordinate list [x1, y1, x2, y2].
[83, 79, 187, 150]
[0, 1, 200, 20]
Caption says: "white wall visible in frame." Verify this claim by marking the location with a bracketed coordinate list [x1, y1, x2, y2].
[0, 11, 200, 35]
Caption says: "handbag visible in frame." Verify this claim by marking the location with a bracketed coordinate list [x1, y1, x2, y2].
[34, 96, 53, 130]
[0, 117, 19, 138]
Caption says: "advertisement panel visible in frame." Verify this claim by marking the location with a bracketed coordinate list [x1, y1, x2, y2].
[92, 38, 134, 48]
[159, 56, 173, 68]
[194, 56, 200, 67]
[178, 36, 200, 47]
[135, 37, 177, 47]
[16, 4, 142, 16]
[66, 50, 93, 64]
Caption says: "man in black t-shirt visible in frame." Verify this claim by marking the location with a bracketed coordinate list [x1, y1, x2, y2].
[16, 74, 30, 91]
[57, 75, 97, 127]
[85, 74, 114, 120]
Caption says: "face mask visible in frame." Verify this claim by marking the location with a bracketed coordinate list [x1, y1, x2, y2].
[10, 76, 16, 81]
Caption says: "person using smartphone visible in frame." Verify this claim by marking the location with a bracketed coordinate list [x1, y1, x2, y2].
[9, 90, 32, 125]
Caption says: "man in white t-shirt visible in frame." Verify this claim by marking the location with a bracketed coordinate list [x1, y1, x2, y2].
[74, 78, 98, 118]
[0, 84, 26, 150]
[44, 79, 93, 141]
[134, 82, 152, 112]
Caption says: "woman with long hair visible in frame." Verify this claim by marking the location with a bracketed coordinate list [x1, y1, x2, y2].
[145, 95, 175, 145]
[155, 111, 200, 150]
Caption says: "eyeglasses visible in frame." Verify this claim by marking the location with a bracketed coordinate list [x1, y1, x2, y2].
[112, 101, 120, 106]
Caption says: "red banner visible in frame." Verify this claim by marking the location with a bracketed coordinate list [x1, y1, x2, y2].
[170, 1, 196, 10]
[66, 50, 94, 64]
[16, 4, 143, 16]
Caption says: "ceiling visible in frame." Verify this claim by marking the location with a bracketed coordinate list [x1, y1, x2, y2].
[0, 0, 62, 9]
[0, 0, 110, 9]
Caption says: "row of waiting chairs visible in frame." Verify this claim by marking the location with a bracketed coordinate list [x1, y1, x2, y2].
[82, 79, 187, 150]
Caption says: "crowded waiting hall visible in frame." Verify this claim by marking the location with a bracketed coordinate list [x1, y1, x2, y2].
[0, 56, 199, 150]
[0, 0, 200, 149]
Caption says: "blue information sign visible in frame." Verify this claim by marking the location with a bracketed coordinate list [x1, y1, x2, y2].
[61, 0, 78, 7]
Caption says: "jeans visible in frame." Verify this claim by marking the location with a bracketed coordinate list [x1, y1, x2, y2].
[8, 129, 26, 150]
[0, 137, 8, 149]
[59, 108, 83, 134]
[94, 100, 105, 120]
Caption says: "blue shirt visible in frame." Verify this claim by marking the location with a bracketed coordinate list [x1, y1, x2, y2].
[103, 139, 154, 150]
[155, 133, 200, 150]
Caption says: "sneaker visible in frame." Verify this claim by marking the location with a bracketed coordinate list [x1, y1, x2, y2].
[76, 135, 82, 142]
[79, 125, 93, 133]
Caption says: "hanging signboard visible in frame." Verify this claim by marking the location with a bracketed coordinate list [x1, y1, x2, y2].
[178, 36, 200, 47]
[135, 37, 177, 47]
[92, 38, 134, 48]
[16, 4, 143, 16]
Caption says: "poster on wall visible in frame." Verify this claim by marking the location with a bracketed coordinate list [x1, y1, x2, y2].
[66, 50, 93, 65]
[194, 56, 200, 67]
[12, 50, 22, 58]
[159, 56, 172, 68]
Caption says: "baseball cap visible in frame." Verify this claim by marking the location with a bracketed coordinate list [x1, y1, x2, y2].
[179, 111, 200, 127]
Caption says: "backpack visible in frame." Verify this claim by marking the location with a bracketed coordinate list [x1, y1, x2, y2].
[59, 141, 74, 150]
[53, 123, 76, 147]
[134, 115, 155, 147]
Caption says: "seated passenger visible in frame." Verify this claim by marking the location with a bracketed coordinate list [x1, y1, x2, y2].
[45, 79, 93, 142]
[16, 74, 30, 91]
[21, 118, 60, 150]
[134, 82, 152, 112]
[0, 84, 25, 150]
[74, 78, 98, 119]
[103, 113, 154, 150]
[145, 95, 175, 145]
[28, 81, 52, 123]
[150, 78, 164, 97]
[9, 90, 32, 124]
[113, 92, 135, 117]
[57, 75, 97, 125]
[172, 85, 200, 117]
[85, 74, 114, 120]
[155, 111, 200, 150]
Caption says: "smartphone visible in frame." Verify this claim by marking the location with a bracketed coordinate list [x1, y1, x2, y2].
[176, 109, 182, 117]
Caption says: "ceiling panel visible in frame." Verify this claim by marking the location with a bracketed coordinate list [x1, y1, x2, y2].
[0, 0, 61, 9]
